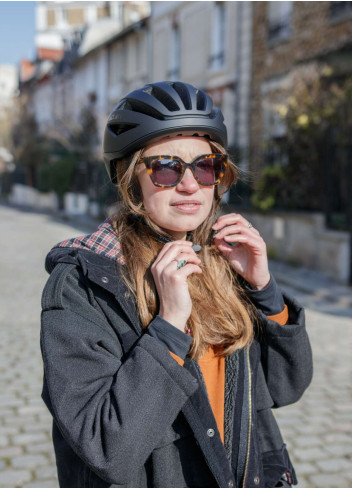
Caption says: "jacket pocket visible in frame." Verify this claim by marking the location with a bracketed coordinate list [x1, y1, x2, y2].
[262, 444, 297, 488]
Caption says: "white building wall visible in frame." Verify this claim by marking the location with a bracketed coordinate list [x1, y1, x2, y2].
[33, 81, 53, 131]
[95, 49, 109, 140]
[107, 27, 149, 108]
[179, 2, 212, 86]
[30, 1, 253, 165]
[149, 1, 253, 154]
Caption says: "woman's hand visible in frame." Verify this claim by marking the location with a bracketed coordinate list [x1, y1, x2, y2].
[151, 241, 202, 332]
[212, 214, 270, 290]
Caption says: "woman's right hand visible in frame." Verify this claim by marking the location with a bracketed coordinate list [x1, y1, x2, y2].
[151, 241, 202, 332]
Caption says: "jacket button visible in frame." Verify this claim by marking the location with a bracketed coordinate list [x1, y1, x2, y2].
[228, 479, 234, 488]
[207, 428, 215, 437]
[254, 476, 260, 485]
[101, 276, 109, 284]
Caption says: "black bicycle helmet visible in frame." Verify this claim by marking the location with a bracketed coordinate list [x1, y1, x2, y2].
[103, 81, 228, 183]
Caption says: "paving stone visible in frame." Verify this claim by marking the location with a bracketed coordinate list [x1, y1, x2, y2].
[274, 416, 301, 427]
[290, 462, 319, 476]
[0, 446, 24, 458]
[309, 473, 349, 487]
[4, 415, 37, 427]
[296, 475, 310, 488]
[324, 444, 352, 457]
[0, 426, 19, 435]
[38, 413, 53, 423]
[0, 397, 23, 408]
[293, 447, 325, 462]
[11, 453, 49, 469]
[316, 458, 352, 472]
[23, 480, 59, 488]
[293, 435, 323, 448]
[0, 436, 8, 448]
[0, 408, 16, 417]
[35, 465, 58, 480]
[12, 432, 48, 446]
[26, 442, 55, 455]
[0, 469, 32, 486]
[324, 433, 352, 444]
[0, 460, 6, 470]
[22, 423, 51, 434]
[18, 404, 47, 416]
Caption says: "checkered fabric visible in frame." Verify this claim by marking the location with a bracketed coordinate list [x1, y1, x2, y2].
[57, 219, 126, 265]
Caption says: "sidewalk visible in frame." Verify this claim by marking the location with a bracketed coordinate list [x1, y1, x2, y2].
[269, 259, 352, 315]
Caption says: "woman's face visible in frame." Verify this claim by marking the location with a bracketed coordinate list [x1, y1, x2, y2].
[136, 137, 215, 240]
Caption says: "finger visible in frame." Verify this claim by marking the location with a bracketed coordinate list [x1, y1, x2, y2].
[152, 248, 199, 277]
[213, 214, 257, 233]
[214, 224, 258, 241]
[172, 253, 202, 267]
[164, 261, 203, 278]
[222, 234, 265, 251]
[212, 213, 243, 229]
[214, 224, 245, 240]
[153, 241, 195, 266]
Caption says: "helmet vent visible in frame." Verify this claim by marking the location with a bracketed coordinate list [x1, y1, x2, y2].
[108, 123, 138, 137]
[121, 98, 164, 120]
[172, 82, 191, 110]
[145, 85, 180, 112]
[196, 90, 206, 110]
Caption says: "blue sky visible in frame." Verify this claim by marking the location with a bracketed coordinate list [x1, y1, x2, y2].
[0, 1, 36, 67]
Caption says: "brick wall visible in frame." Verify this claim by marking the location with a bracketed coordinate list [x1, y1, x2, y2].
[250, 1, 352, 172]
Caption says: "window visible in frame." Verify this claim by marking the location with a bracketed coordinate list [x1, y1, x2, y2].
[66, 8, 84, 26]
[168, 24, 180, 80]
[329, 1, 352, 20]
[267, 1, 293, 43]
[47, 9, 56, 27]
[209, 2, 225, 71]
[98, 4, 110, 19]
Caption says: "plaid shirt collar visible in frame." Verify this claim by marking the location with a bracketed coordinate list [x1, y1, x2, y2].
[56, 219, 126, 265]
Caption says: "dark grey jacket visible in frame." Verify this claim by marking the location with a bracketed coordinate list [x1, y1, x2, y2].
[40, 247, 313, 488]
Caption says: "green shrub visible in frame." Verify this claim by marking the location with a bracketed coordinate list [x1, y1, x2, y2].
[37, 153, 76, 198]
[251, 165, 285, 211]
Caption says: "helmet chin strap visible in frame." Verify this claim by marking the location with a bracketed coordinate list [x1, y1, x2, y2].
[129, 213, 201, 252]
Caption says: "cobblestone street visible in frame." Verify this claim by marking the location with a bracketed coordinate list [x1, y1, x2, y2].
[0, 204, 351, 488]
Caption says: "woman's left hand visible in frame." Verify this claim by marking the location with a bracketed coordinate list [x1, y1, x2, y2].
[212, 213, 271, 290]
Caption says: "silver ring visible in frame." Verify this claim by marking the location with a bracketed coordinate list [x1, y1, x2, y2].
[176, 259, 187, 270]
[248, 222, 253, 229]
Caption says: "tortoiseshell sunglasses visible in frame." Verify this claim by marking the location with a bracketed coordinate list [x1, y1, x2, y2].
[139, 153, 227, 188]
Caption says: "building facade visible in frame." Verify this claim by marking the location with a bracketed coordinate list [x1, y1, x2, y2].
[0, 64, 18, 158]
[150, 1, 253, 167]
[250, 1, 352, 172]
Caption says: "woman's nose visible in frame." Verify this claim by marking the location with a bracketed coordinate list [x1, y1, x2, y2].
[176, 168, 199, 192]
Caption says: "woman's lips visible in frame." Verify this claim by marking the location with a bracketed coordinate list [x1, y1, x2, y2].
[171, 201, 201, 213]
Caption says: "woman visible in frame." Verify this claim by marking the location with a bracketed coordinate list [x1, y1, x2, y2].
[41, 81, 312, 488]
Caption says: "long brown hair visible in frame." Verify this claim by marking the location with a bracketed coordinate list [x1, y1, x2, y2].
[111, 139, 256, 359]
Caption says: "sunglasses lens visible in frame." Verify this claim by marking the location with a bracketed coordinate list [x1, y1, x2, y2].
[195, 156, 224, 185]
[152, 158, 182, 186]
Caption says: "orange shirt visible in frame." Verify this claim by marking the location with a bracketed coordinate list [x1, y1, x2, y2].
[171, 304, 289, 444]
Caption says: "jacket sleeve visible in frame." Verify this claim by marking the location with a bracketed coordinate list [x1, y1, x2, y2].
[40, 263, 198, 485]
[256, 292, 313, 407]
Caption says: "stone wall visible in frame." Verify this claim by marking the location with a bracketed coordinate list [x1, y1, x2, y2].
[240, 210, 350, 284]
